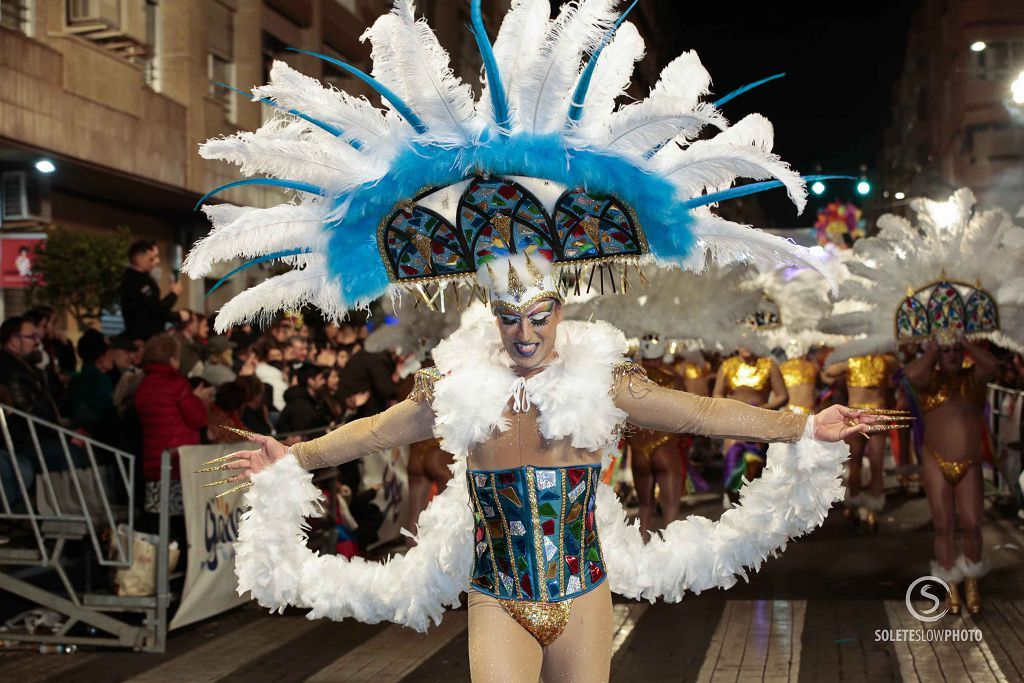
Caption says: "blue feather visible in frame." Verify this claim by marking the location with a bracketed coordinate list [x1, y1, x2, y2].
[214, 82, 362, 148]
[324, 134, 697, 306]
[205, 248, 311, 297]
[713, 73, 786, 108]
[567, 0, 640, 125]
[194, 178, 327, 211]
[470, 0, 510, 132]
[682, 175, 855, 210]
[286, 48, 428, 135]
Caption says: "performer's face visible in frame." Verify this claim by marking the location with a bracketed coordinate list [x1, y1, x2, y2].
[494, 298, 562, 370]
[938, 344, 965, 375]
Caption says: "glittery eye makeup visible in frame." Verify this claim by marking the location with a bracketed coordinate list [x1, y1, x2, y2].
[529, 312, 552, 327]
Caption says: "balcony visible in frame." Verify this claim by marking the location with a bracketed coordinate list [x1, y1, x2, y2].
[64, 0, 149, 62]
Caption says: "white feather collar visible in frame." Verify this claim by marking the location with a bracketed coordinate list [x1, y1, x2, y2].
[429, 318, 629, 455]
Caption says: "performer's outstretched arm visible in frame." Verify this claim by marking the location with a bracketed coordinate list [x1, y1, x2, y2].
[612, 364, 874, 443]
[218, 398, 435, 482]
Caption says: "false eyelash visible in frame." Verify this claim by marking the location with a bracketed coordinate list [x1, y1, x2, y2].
[529, 315, 551, 327]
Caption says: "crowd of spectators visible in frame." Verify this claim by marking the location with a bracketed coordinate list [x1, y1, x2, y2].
[0, 240, 400, 550]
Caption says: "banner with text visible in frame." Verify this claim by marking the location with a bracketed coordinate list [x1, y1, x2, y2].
[170, 443, 250, 630]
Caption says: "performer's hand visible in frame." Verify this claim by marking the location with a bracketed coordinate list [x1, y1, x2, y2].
[197, 430, 290, 495]
[811, 405, 878, 441]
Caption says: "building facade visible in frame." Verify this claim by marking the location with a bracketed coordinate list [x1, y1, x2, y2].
[880, 0, 1024, 214]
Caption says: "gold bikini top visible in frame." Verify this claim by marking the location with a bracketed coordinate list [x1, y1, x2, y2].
[921, 370, 985, 413]
[722, 356, 773, 392]
[848, 354, 892, 388]
[675, 360, 711, 381]
[780, 358, 817, 388]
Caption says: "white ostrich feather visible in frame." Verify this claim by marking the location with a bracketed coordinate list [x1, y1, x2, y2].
[602, 51, 722, 156]
[661, 142, 807, 213]
[363, 1, 481, 143]
[568, 21, 645, 140]
[253, 61, 392, 146]
[199, 119, 382, 193]
[683, 214, 829, 282]
[214, 259, 344, 332]
[517, 0, 619, 133]
[184, 204, 325, 277]
[480, 0, 551, 127]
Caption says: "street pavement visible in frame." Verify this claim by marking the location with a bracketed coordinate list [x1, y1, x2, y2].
[1, 490, 1022, 682]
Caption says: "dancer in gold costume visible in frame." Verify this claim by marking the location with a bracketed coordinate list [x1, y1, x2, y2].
[824, 353, 898, 529]
[906, 338, 996, 614]
[713, 346, 788, 507]
[626, 334, 684, 540]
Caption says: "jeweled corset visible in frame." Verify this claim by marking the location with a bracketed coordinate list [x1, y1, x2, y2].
[467, 464, 605, 603]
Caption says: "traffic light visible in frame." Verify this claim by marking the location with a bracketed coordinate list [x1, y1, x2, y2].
[811, 181, 826, 196]
[856, 180, 871, 196]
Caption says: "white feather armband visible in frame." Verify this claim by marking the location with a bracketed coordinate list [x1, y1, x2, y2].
[596, 417, 848, 601]
[234, 452, 473, 632]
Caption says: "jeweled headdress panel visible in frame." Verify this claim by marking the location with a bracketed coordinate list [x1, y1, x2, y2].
[823, 188, 1024, 357]
[185, 0, 834, 330]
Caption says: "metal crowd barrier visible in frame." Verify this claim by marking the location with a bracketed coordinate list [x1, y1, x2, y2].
[986, 382, 1024, 504]
[0, 403, 172, 651]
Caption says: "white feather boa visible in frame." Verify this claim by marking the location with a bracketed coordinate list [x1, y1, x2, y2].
[234, 320, 850, 630]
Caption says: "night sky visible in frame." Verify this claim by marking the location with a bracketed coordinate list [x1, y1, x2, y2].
[651, 0, 918, 227]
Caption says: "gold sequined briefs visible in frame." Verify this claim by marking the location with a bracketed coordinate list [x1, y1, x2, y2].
[847, 354, 893, 388]
[496, 598, 573, 647]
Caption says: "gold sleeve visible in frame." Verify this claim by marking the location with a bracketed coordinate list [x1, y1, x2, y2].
[291, 398, 437, 470]
[613, 362, 807, 442]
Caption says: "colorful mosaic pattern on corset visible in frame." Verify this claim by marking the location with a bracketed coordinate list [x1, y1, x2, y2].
[467, 464, 605, 603]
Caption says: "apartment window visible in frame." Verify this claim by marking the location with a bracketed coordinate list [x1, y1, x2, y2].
[1, 0, 30, 33]
[143, 0, 160, 89]
[970, 41, 1024, 80]
[208, 0, 235, 122]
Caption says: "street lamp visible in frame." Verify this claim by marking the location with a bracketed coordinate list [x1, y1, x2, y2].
[894, 191, 906, 200]
[856, 180, 871, 196]
[970, 41, 987, 53]
[35, 159, 56, 173]
[811, 181, 826, 195]
[1012, 69, 1024, 105]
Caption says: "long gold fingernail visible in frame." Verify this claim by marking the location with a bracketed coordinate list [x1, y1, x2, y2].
[202, 477, 236, 488]
[215, 481, 253, 499]
[195, 463, 231, 473]
[224, 426, 260, 440]
[198, 453, 236, 468]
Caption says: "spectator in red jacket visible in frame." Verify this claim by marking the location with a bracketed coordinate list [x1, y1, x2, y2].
[134, 333, 213, 522]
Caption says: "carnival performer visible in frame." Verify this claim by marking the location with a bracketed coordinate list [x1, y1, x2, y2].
[184, 1, 898, 678]
[823, 189, 1024, 614]
[675, 348, 714, 396]
[780, 353, 820, 415]
[626, 334, 685, 539]
[823, 352, 898, 530]
[713, 343, 788, 507]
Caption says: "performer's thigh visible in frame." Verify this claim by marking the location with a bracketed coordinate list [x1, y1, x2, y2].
[651, 441, 682, 475]
[541, 580, 613, 683]
[467, 590, 542, 683]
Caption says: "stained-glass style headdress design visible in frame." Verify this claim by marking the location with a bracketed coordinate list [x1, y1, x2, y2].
[184, 0, 841, 330]
[822, 188, 1024, 358]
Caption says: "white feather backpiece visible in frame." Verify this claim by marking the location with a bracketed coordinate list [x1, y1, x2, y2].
[824, 188, 1024, 360]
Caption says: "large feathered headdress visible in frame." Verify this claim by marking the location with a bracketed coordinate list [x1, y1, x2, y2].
[184, 0, 837, 331]
[823, 188, 1024, 358]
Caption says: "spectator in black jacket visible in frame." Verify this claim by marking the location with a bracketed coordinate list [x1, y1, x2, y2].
[339, 344, 398, 419]
[276, 365, 331, 436]
[0, 316, 84, 470]
[120, 239, 181, 341]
